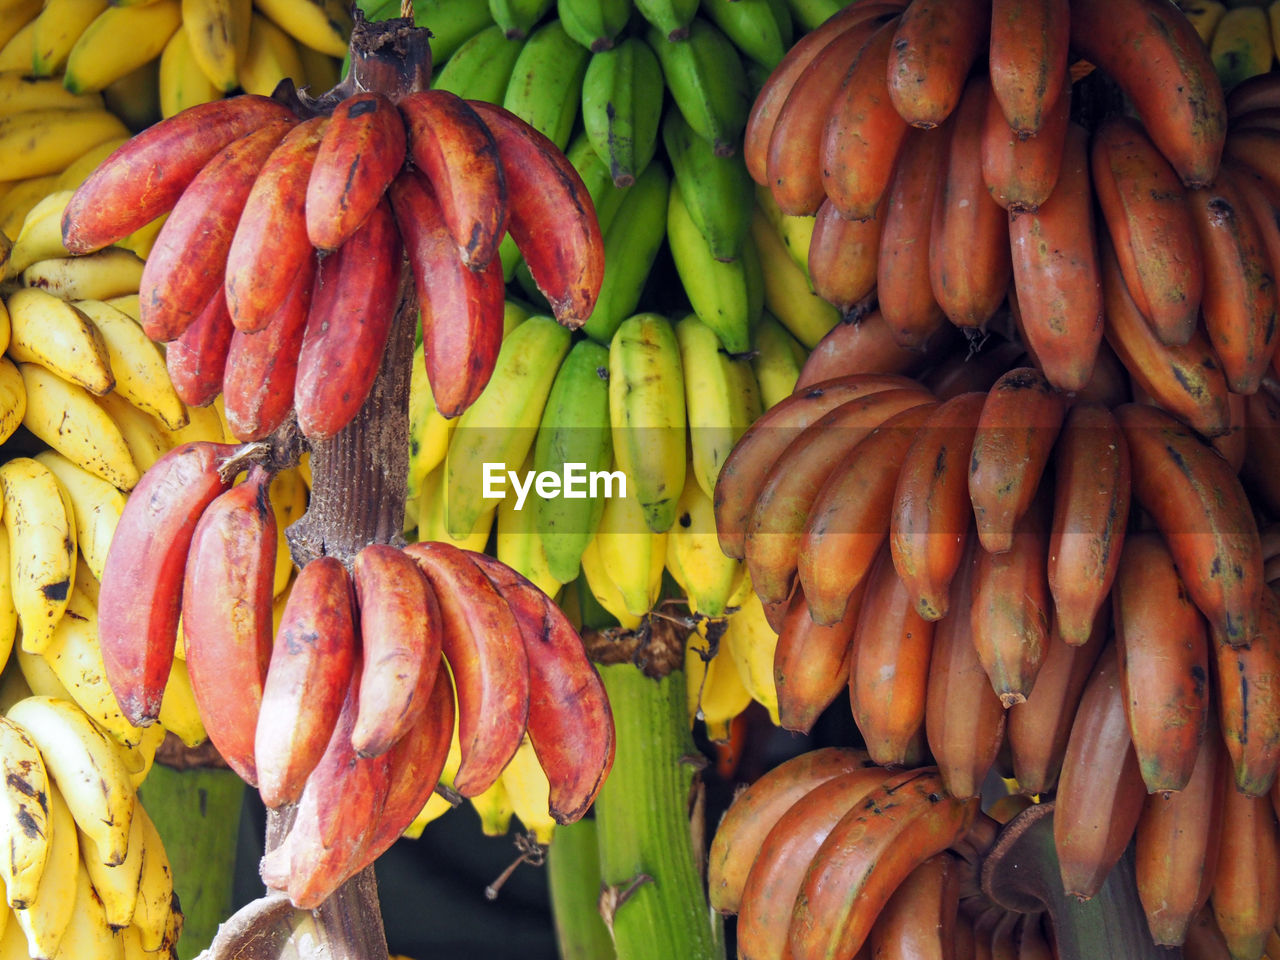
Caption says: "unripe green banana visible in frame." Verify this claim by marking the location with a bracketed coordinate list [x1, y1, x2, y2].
[489, 0, 553, 38]
[647, 17, 750, 156]
[432, 23, 526, 103]
[676, 313, 762, 499]
[750, 313, 806, 409]
[701, 0, 789, 70]
[667, 177, 758, 354]
[502, 18, 590, 149]
[534, 339, 615, 583]
[557, 0, 632, 51]
[609, 313, 687, 534]
[785, 0, 853, 32]
[582, 159, 671, 345]
[635, 0, 699, 39]
[582, 36, 664, 187]
[446, 315, 573, 538]
[410, 0, 497, 62]
[662, 107, 752, 261]
[566, 132, 631, 232]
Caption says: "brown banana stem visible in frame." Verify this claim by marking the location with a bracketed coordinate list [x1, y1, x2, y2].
[980, 802, 1182, 960]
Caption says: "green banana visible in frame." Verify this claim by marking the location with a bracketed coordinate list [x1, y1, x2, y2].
[635, 0, 700, 39]
[566, 131, 631, 232]
[701, 0, 789, 70]
[581, 36, 664, 188]
[785, 0, 852, 32]
[446, 315, 573, 538]
[502, 18, 590, 149]
[647, 17, 751, 156]
[495, 450, 563, 597]
[431, 22, 527, 102]
[609, 313, 687, 533]
[754, 180, 814, 279]
[488, 0, 554, 38]
[581, 159, 670, 345]
[667, 177, 758, 354]
[557, 0, 632, 51]
[677, 313, 762, 500]
[534, 339, 615, 584]
[411, 0, 497, 62]
[663, 106, 752, 262]
[750, 313, 806, 409]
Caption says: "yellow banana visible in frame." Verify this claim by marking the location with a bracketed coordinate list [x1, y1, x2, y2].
[75, 298, 187, 431]
[0, 714, 51, 911]
[665, 469, 743, 619]
[19, 247, 145, 301]
[3, 189, 73, 280]
[252, 0, 349, 58]
[268, 465, 306, 597]
[749, 202, 840, 348]
[6, 287, 113, 396]
[157, 23, 221, 119]
[180, 0, 251, 91]
[754, 181, 814, 279]
[0, 457, 76, 655]
[9, 778, 76, 959]
[502, 736, 556, 845]
[52, 857, 122, 960]
[1210, 5, 1273, 92]
[1180, 0, 1227, 44]
[578, 536, 644, 631]
[750, 313, 806, 410]
[156, 654, 206, 748]
[0, 107, 130, 182]
[63, 0, 182, 94]
[593, 474, 667, 619]
[118, 721, 166, 789]
[685, 623, 751, 741]
[238, 11, 305, 96]
[129, 802, 175, 952]
[468, 773, 515, 837]
[495, 454, 564, 599]
[53, 136, 128, 191]
[723, 589, 781, 725]
[406, 340, 457, 519]
[0, 357, 26, 449]
[32, 450, 123, 583]
[417, 462, 495, 553]
[93, 390, 172, 476]
[77, 796, 144, 931]
[30, 0, 110, 76]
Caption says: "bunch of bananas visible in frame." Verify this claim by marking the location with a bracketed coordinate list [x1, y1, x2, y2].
[1182, 0, 1280, 92]
[0, 697, 182, 960]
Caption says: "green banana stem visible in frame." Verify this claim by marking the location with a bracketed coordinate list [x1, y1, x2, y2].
[547, 818, 615, 960]
[137, 763, 246, 958]
[593, 663, 726, 960]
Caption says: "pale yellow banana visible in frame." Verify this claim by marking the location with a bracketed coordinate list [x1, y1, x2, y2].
[238, 11, 305, 96]
[6, 287, 114, 396]
[503, 736, 556, 845]
[4, 189, 72, 279]
[156, 655, 206, 749]
[723, 589, 781, 725]
[0, 357, 25, 449]
[0, 457, 76, 655]
[76, 299, 188, 430]
[181, 0, 251, 91]
[0, 714, 51, 911]
[32, 450, 123, 583]
[158, 23, 221, 119]
[93, 390, 172, 476]
[252, 0, 350, 57]
[9, 777, 76, 959]
[20, 247, 145, 301]
[0, 109, 128, 181]
[78, 799, 144, 934]
[665, 470, 742, 619]
[129, 803, 173, 952]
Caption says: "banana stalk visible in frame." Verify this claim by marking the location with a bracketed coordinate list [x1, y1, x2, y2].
[547, 818, 615, 960]
[594, 663, 725, 960]
[136, 763, 246, 958]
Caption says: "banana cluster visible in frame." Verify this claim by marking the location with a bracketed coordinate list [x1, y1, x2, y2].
[0, 696, 182, 960]
[1182, 0, 1280, 92]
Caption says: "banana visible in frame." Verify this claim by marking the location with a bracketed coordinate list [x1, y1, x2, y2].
[156, 655, 205, 748]
[0, 177, 59, 241]
[754, 181, 814, 278]
[467, 100, 605, 329]
[94, 391, 173, 476]
[468, 772, 514, 836]
[1070, 0, 1226, 189]
[405, 341, 458, 519]
[0, 108, 130, 184]
[848, 546, 934, 767]
[884, 0, 986, 130]
[608, 312, 687, 533]
[0, 457, 76, 657]
[158, 24, 223, 119]
[0, 715, 51, 911]
[350, 544, 443, 759]
[0, 74, 100, 119]
[531, 339, 612, 584]
[267, 466, 306, 597]
[1132, 714, 1222, 945]
[1117, 401, 1263, 646]
[238, 11, 306, 96]
[78, 299, 188, 431]
[5, 288, 113, 396]
[253, 0, 349, 57]
[1180, 0, 1227, 44]
[62, 94, 295, 255]
[470, 551, 614, 823]
[1215, 586, 1280, 796]
[181, 0, 251, 92]
[722, 588, 779, 722]
[1211, 766, 1280, 960]
[418, 462, 495, 552]
[592, 472, 667, 618]
[685, 623, 750, 740]
[502, 736, 555, 844]
[9, 777, 76, 960]
[666, 109, 752, 267]
[500, 19, 589, 152]
[294, 197, 402, 441]
[431, 23, 526, 103]
[750, 314, 805, 410]
[867, 853, 964, 960]
[40, 568, 147, 748]
[635, 0, 699, 39]
[1053, 647, 1147, 900]
[403, 541, 529, 798]
[735, 766, 895, 957]
[76, 772, 144, 928]
[488, 0, 552, 39]
[1211, 5, 1272, 93]
[703, 0, 789, 70]
[0, 357, 20, 453]
[981, 73, 1070, 214]
[666, 469, 743, 619]
[129, 802, 175, 952]
[7, 696, 134, 869]
[771, 577, 862, 730]
[0, 0, 40, 61]
[445, 315, 572, 537]
[581, 37, 663, 188]
[788, 769, 978, 960]
[645, 17, 750, 156]
[21, 247, 144, 303]
[578, 535, 642, 630]
[62, 1, 182, 94]
[707, 745, 870, 914]
[558, 0, 630, 51]
[923, 539, 1007, 800]
[255, 556, 355, 808]
[989, 0, 1069, 135]
[749, 203, 840, 349]
[386, 0, 493, 61]
[53, 857, 121, 960]
[4, 189, 73, 280]
[30, 0, 110, 77]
